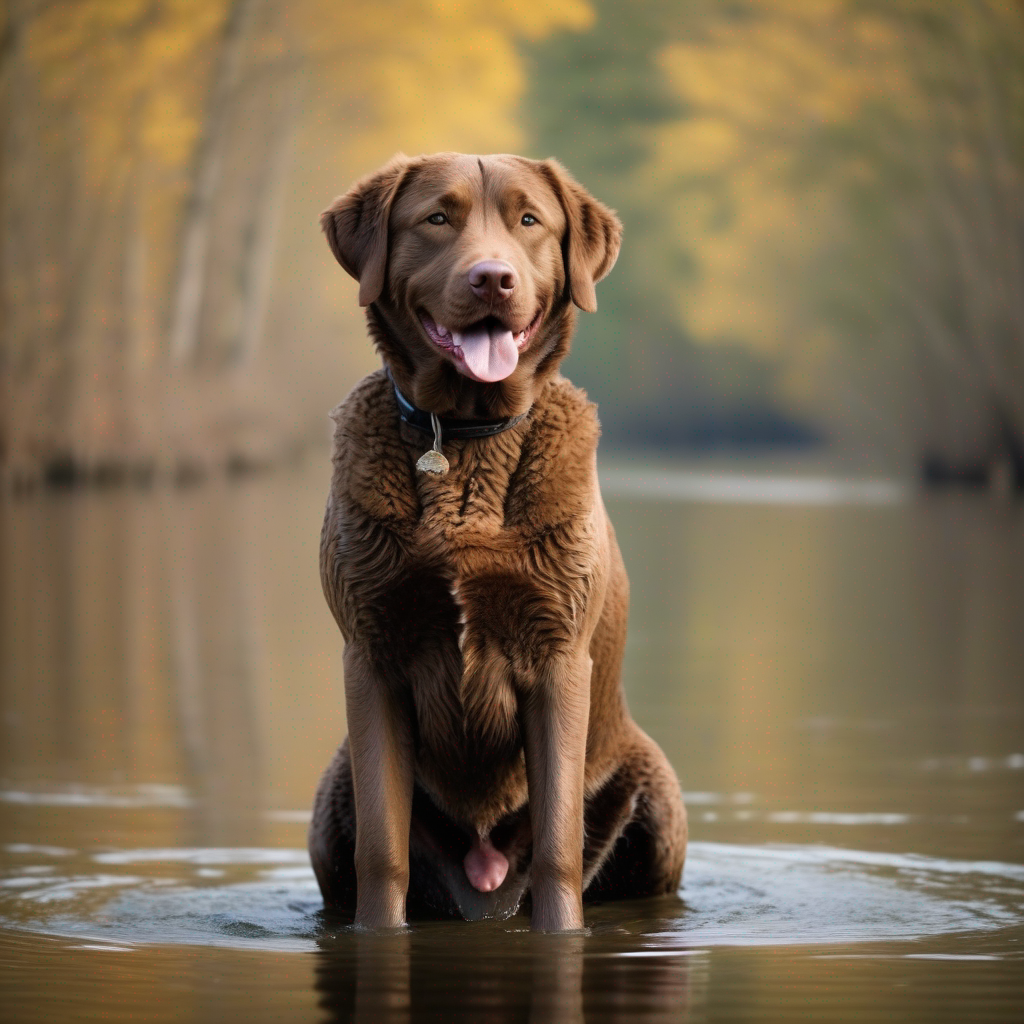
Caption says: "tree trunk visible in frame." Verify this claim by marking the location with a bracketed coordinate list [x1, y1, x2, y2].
[169, 0, 259, 364]
[231, 76, 301, 368]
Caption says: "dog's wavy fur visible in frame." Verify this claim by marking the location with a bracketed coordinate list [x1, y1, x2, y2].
[309, 153, 686, 931]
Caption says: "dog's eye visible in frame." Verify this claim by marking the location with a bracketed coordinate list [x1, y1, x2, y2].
[521, 214, 537, 226]
[427, 213, 448, 226]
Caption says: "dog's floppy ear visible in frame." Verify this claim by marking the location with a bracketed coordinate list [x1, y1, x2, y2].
[540, 159, 623, 313]
[320, 154, 410, 306]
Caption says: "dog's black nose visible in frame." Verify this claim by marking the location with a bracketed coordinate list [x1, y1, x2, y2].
[468, 260, 517, 303]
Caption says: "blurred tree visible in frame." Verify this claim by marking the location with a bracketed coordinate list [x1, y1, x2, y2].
[522, 0, 817, 447]
[834, 0, 1024, 482]
[170, 0, 262, 364]
[1, 0, 590, 478]
[528, 0, 1024, 472]
[522, 0, 688, 400]
[8, 0, 1020, 480]
[297, 0, 592, 162]
[4, 0, 238, 471]
[643, 0, 1024, 475]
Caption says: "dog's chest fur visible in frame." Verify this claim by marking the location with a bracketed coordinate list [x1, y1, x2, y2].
[321, 371, 601, 826]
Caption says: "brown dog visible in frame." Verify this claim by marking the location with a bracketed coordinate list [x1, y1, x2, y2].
[310, 153, 686, 932]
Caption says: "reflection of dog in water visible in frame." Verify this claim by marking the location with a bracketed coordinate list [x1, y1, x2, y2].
[314, 922, 694, 1024]
[309, 152, 687, 931]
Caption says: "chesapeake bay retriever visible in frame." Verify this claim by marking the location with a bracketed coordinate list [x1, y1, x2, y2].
[310, 153, 686, 931]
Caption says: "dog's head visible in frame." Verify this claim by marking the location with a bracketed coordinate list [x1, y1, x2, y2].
[322, 153, 622, 417]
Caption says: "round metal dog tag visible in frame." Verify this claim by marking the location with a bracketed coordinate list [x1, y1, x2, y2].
[416, 449, 449, 475]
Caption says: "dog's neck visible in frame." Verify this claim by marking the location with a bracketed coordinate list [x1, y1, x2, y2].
[366, 302, 576, 420]
[389, 371, 530, 440]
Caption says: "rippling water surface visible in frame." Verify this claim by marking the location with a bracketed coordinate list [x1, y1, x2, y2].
[2, 459, 1023, 1021]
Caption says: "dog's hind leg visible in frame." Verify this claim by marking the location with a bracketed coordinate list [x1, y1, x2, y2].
[581, 765, 642, 893]
[583, 731, 687, 902]
[309, 739, 358, 910]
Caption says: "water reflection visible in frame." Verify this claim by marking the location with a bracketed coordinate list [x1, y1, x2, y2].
[0, 464, 346, 847]
[0, 483, 261, 842]
[612, 484, 1024, 862]
[2, 462, 1024, 1022]
[2, 464, 1024, 860]
[313, 929, 693, 1024]
[165, 479, 265, 839]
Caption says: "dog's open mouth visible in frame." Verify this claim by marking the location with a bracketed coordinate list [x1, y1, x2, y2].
[420, 310, 542, 383]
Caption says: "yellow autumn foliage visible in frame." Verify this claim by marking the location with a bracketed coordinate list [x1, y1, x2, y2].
[640, 4, 915, 375]
[27, 0, 227, 182]
[298, 0, 592, 162]
[7, 0, 1023, 465]
[7, 0, 597, 463]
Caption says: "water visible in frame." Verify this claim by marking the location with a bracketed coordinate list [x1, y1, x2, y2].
[2, 457, 1023, 1021]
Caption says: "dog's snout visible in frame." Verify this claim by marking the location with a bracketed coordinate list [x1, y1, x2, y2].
[468, 260, 517, 303]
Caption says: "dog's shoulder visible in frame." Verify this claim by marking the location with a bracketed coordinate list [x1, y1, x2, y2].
[327, 369, 419, 525]
[505, 376, 600, 529]
[531, 375, 600, 449]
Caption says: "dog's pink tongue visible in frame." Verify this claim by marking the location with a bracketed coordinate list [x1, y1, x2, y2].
[453, 323, 519, 383]
[464, 836, 508, 892]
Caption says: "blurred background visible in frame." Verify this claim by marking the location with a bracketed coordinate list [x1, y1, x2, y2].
[3, 0, 1024, 482]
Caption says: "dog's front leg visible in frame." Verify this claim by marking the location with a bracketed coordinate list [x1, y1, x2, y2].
[344, 643, 414, 929]
[521, 649, 593, 932]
